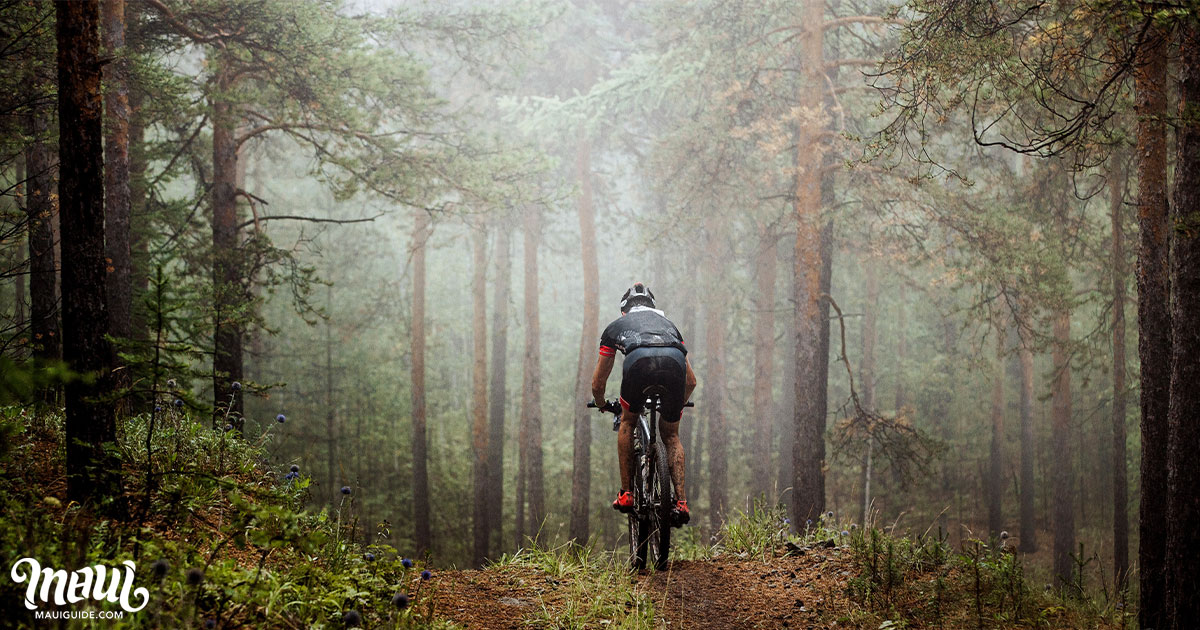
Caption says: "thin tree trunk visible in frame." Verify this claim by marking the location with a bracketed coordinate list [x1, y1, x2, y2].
[751, 229, 777, 500]
[470, 228, 489, 567]
[791, 0, 829, 526]
[778, 233, 797, 499]
[517, 207, 541, 549]
[410, 210, 431, 555]
[57, 0, 123, 511]
[211, 62, 244, 430]
[1110, 154, 1129, 590]
[1167, 17, 1200, 626]
[859, 259, 879, 525]
[988, 319, 1005, 538]
[128, 66, 149, 344]
[569, 135, 598, 543]
[26, 51, 60, 364]
[1136, 18, 1172, 630]
[103, 0, 132, 413]
[1051, 300, 1074, 585]
[1017, 301, 1037, 552]
[704, 215, 728, 524]
[486, 227, 511, 556]
[894, 283, 907, 413]
[325, 286, 337, 503]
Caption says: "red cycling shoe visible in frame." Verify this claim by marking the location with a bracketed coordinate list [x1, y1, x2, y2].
[612, 490, 634, 513]
[672, 500, 690, 526]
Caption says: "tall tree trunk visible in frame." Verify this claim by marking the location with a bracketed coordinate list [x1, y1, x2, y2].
[1051, 300, 1074, 585]
[410, 210, 431, 555]
[517, 207, 542, 548]
[1110, 154, 1129, 590]
[1135, 18, 1172, 630]
[102, 0, 131, 413]
[470, 228, 489, 567]
[1017, 300, 1037, 552]
[569, 135, 598, 542]
[894, 283, 907, 413]
[704, 215, 728, 524]
[791, 0, 829, 526]
[325, 286, 337, 503]
[128, 64, 149, 344]
[57, 0, 123, 511]
[988, 319, 1005, 538]
[211, 65, 244, 430]
[26, 52, 60, 364]
[778, 233, 797, 499]
[751, 229, 777, 500]
[1167, 18, 1200, 626]
[486, 227, 511, 556]
[859, 258, 879, 525]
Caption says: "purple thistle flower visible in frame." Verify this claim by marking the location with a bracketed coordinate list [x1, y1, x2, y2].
[204, 619, 216, 630]
[342, 609, 362, 627]
[341, 486, 352, 495]
[420, 570, 431, 580]
[364, 552, 376, 562]
[841, 530, 850, 537]
[276, 413, 287, 423]
[392, 592, 410, 609]
[174, 399, 184, 408]
[231, 381, 242, 392]
[290, 464, 300, 473]
[151, 559, 169, 579]
[185, 567, 204, 586]
[401, 557, 414, 569]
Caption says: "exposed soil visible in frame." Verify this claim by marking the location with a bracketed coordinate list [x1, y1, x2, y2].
[436, 546, 861, 629]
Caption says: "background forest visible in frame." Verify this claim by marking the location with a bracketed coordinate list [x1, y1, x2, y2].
[3, 0, 1200, 628]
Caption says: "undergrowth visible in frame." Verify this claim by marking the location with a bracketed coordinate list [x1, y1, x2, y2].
[0, 406, 456, 629]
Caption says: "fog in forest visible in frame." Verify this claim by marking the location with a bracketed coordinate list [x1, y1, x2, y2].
[6, 1, 1198, 626]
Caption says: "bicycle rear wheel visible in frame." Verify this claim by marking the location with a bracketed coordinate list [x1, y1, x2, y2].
[646, 441, 673, 570]
[628, 440, 650, 570]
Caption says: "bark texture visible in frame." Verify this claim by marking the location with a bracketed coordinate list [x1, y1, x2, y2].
[1051, 305, 1074, 585]
[103, 0, 132, 406]
[57, 0, 124, 510]
[517, 207, 543, 548]
[750, 230, 777, 499]
[569, 136, 598, 542]
[704, 215, 728, 524]
[410, 210, 431, 554]
[26, 54, 60, 363]
[486, 227, 511, 556]
[1167, 17, 1200, 627]
[1135, 21, 1172, 630]
[1109, 156, 1129, 589]
[470, 229, 489, 566]
[211, 63, 244, 429]
[988, 320, 1005, 538]
[1016, 302, 1037, 552]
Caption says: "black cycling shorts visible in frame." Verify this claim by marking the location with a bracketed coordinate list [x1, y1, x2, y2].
[619, 346, 687, 422]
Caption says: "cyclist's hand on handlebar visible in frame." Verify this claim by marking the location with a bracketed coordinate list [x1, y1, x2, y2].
[588, 399, 621, 415]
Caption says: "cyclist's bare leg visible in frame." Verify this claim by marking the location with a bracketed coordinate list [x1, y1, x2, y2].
[617, 407, 637, 492]
[659, 418, 686, 502]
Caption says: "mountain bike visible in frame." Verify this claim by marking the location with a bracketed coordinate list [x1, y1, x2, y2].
[589, 389, 693, 571]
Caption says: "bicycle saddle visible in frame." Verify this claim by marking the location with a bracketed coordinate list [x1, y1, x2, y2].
[641, 385, 669, 399]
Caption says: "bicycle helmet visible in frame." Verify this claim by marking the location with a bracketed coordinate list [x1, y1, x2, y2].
[620, 282, 656, 313]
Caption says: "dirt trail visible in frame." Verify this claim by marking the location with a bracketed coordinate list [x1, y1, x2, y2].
[436, 547, 858, 629]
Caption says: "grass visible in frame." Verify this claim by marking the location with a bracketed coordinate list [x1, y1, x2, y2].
[0, 405, 452, 629]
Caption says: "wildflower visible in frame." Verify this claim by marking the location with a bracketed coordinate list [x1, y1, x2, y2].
[151, 559, 170, 579]
[154, 405, 163, 413]
[806, 519, 812, 527]
[342, 609, 362, 627]
[276, 414, 287, 423]
[850, 523, 857, 531]
[174, 399, 184, 408]
[231, 381, 242, 392]
[283, 472, 295, 481]
[185, 568, 204, 586]
[1000, 531, 1009, 540]
[392, 592, 410, 609]
[224, 424, 233, 432]
[841, 530, 849, 537]
[204, 619, 216, 630]
[827, 511, 834, 519]
[364, 552, 376, 562]
[341, 486, 352, 495]
[290, 464, 300, 473]
[782, 517, 790, 525]
[167, 379, 177, 389]
[402, 557, 414, 569]
[420, 570, 431, 580]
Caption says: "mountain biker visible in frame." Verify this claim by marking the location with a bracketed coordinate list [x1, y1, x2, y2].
[591, 282, 697, 525]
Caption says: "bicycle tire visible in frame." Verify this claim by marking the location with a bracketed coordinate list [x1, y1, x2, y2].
[628, 438, 650, 570]
[647, 440, 673, 570]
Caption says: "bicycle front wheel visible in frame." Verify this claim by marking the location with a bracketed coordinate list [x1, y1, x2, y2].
[646, 441, 674, 570]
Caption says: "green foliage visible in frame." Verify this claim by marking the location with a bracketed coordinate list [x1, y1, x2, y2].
[0, 406, 449, 629]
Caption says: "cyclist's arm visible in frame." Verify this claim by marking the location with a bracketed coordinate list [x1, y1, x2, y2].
[684, 357, 697, 403]
[592, 351, 615, 406]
